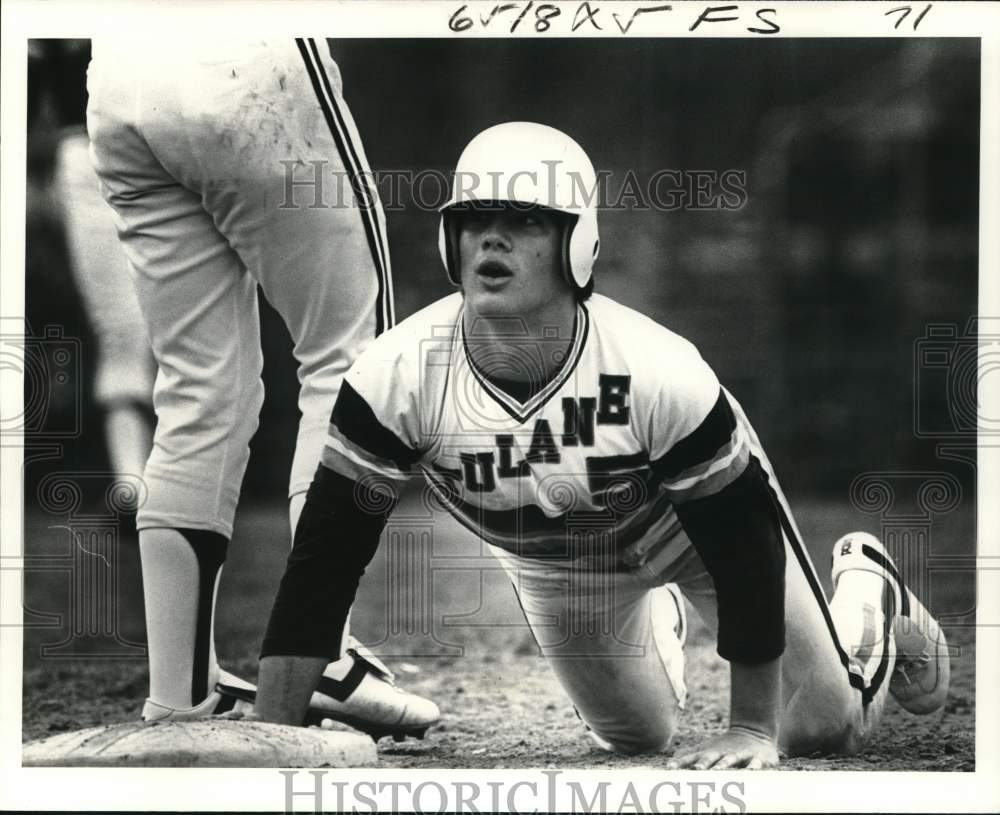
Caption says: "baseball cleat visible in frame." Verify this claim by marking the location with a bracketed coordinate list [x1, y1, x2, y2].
[141, 669, 255, 722]
[303, 639, 440, 742]
[889, 612, 950, 715]
[213, 640, 440, 742]
[831, 532, 950, 715]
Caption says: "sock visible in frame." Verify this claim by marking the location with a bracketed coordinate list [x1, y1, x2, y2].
[139, 528, 227, 708]
[830, 570, 893, 680]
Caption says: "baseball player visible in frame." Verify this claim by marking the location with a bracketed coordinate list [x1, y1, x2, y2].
[86, 37, 438, 738]
[252, 122, 950, 765]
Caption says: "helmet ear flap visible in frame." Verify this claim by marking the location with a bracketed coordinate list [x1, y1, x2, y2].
[439, 210, 462, 286]
[561, 213, 576, 288]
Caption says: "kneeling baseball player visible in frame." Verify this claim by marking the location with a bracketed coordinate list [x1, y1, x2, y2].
[252, 123, 950, 767]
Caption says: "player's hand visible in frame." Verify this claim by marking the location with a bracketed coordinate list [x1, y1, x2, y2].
[665, 727, 780, 770]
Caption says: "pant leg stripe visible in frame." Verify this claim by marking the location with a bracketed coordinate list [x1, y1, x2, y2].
[766, 485, 890, 706]
[295, 38, 394, 336]
[302, 37, 394, 333]
[305, 37, 394, 327]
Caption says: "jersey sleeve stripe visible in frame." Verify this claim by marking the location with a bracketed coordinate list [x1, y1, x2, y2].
[663, 426, 747, 490]
[661, 444, 750, 504]
[323, 430, 410, 482]
[658, 424, 745, 487]
[650, 389, 737, 480]
[331, 380, 420, 469]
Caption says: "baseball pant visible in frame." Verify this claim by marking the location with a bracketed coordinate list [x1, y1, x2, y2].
[87, 38, 393, 537]
[489, 491, 895, 757]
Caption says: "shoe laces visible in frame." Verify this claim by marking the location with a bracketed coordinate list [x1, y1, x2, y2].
[893, 650, 931, 684]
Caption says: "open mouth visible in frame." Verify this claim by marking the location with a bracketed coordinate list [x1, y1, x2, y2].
[476, 260, 513, 280]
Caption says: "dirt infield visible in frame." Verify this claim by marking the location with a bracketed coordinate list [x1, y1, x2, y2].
[21, 498, 976, 771]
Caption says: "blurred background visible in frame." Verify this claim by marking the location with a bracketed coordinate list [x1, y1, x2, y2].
[24, 37, 979, 497]
[19, 38, 979, 742]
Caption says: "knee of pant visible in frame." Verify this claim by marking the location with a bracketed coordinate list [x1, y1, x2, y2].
[201, 375, 264, 433]
[780, 682, 863, 757]
[591, 714, 676, 756]
[782, 715, 864, 757]
[178, 382, 263, 467]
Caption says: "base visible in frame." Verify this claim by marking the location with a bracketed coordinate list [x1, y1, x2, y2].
[22, 719, 377, 768]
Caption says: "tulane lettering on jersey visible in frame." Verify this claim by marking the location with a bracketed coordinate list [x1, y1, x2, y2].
[455, 374, 630, 493]
[321, 293, 753, 579]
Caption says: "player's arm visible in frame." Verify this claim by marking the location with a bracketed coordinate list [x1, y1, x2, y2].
[256, 370, 422, 725]
[649, 381, 785, 768]
[256, 463, 397, 725]
[666, 450, 784, 769]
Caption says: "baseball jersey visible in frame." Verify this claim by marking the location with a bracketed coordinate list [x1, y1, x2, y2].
[263, 291, 786, 663]
[324, 292, 755, 578]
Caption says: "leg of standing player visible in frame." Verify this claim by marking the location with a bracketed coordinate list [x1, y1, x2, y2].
[87, 39, 414, 721]
[88, 42, 265, 712]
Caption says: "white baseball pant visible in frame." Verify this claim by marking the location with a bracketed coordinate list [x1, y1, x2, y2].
[87, 38, 394, 537]
[489, 492, 895, 756]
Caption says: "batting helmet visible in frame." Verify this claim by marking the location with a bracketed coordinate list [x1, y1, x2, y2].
[438, 122, 600, 291]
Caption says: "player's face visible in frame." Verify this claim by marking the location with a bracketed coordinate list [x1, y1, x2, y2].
[457, 207, 571, 319]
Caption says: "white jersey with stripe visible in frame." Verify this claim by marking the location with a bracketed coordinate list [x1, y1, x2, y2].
[323, 292, 756, 577]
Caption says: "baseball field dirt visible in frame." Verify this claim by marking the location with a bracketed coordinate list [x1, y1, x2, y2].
[21, 495, 976, 771]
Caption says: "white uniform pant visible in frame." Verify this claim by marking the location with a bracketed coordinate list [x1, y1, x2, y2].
[87, 38, 393, 536]
[489, 520, 894, 756]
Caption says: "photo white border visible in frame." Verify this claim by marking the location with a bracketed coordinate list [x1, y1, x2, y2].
[1, 1, 998, 811]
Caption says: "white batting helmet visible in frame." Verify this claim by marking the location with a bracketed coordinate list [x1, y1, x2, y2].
[438, 122, 600, 291]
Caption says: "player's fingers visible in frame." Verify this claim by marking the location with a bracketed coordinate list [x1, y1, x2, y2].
[746, 755, 765, 770]
[665, 753, 694, 770]
[690, 751, 724, 770]
[711, 750, 753, 770]
[665, 749, 706, 770]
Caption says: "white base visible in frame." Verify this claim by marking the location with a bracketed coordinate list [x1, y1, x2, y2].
[22, 720, 377, 768]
